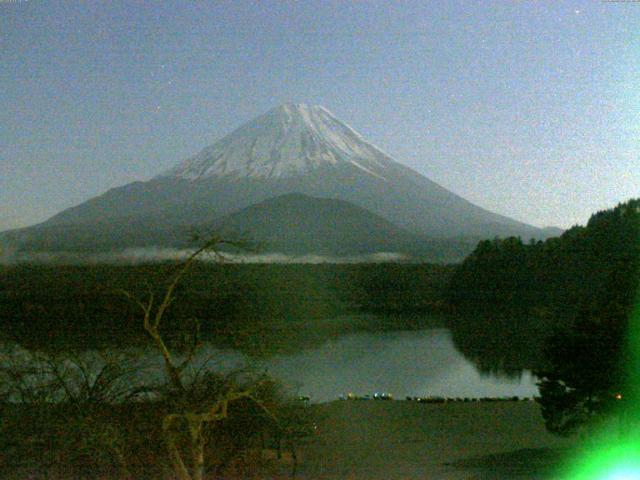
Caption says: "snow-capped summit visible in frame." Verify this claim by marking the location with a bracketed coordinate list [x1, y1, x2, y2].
[9, 102, 549, 252]
[162, 104, 391, 180]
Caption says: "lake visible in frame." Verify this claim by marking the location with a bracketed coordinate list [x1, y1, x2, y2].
[2, 325, 539, 404]
[253, 328, 539, 402]
[178, 326, 539, 402]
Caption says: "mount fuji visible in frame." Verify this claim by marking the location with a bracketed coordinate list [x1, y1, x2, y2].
[3, 104, 550, 259]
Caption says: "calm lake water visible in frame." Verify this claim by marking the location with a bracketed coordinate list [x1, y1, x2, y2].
[177, 326, 538, 402]
[253, 328, 539, 402]
[3, 324, 539, 404]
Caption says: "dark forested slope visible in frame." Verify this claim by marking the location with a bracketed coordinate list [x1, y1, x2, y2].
[445, 199, 640, 373]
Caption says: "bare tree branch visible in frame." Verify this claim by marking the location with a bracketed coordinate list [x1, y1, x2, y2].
[117, 235, 285, 480]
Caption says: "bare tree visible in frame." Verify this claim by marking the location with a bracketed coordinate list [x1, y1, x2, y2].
[120, 237, 282, 480]
[0, 345, 138, 478]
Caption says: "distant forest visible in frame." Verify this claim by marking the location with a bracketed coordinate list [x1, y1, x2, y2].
[0, 263, 451, 356]
[445, 199, 640, 374]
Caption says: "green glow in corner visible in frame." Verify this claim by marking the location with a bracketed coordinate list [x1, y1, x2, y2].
[561, 278, 640, 479]
[561, 436, 640, 480]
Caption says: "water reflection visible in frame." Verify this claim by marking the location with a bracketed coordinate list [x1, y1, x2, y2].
[256, 329, 538, 402]
[1, 327, 539, 404]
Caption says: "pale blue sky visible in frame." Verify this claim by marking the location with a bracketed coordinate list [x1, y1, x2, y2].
[1, 1, 638, 231]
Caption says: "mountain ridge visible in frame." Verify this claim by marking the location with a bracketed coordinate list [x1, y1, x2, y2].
[207, 192, 479, 261]
[2, 104, 559, 258]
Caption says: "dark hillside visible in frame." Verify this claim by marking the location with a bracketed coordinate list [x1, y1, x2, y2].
[445, 199, 640, 373]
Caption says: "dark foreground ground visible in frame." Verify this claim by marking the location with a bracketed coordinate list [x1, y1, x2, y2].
[0, 398, 576, 479]
[298, 400, 575, 480]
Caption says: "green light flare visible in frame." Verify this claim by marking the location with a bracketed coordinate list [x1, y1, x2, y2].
[626, 293, 640, 409]
[561, 435, 640, 480]
[561, 223, 640, 480]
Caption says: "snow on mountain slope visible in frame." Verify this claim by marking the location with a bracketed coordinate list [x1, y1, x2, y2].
[161, 104, 391, 180]
[6, 102, 550, 250]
